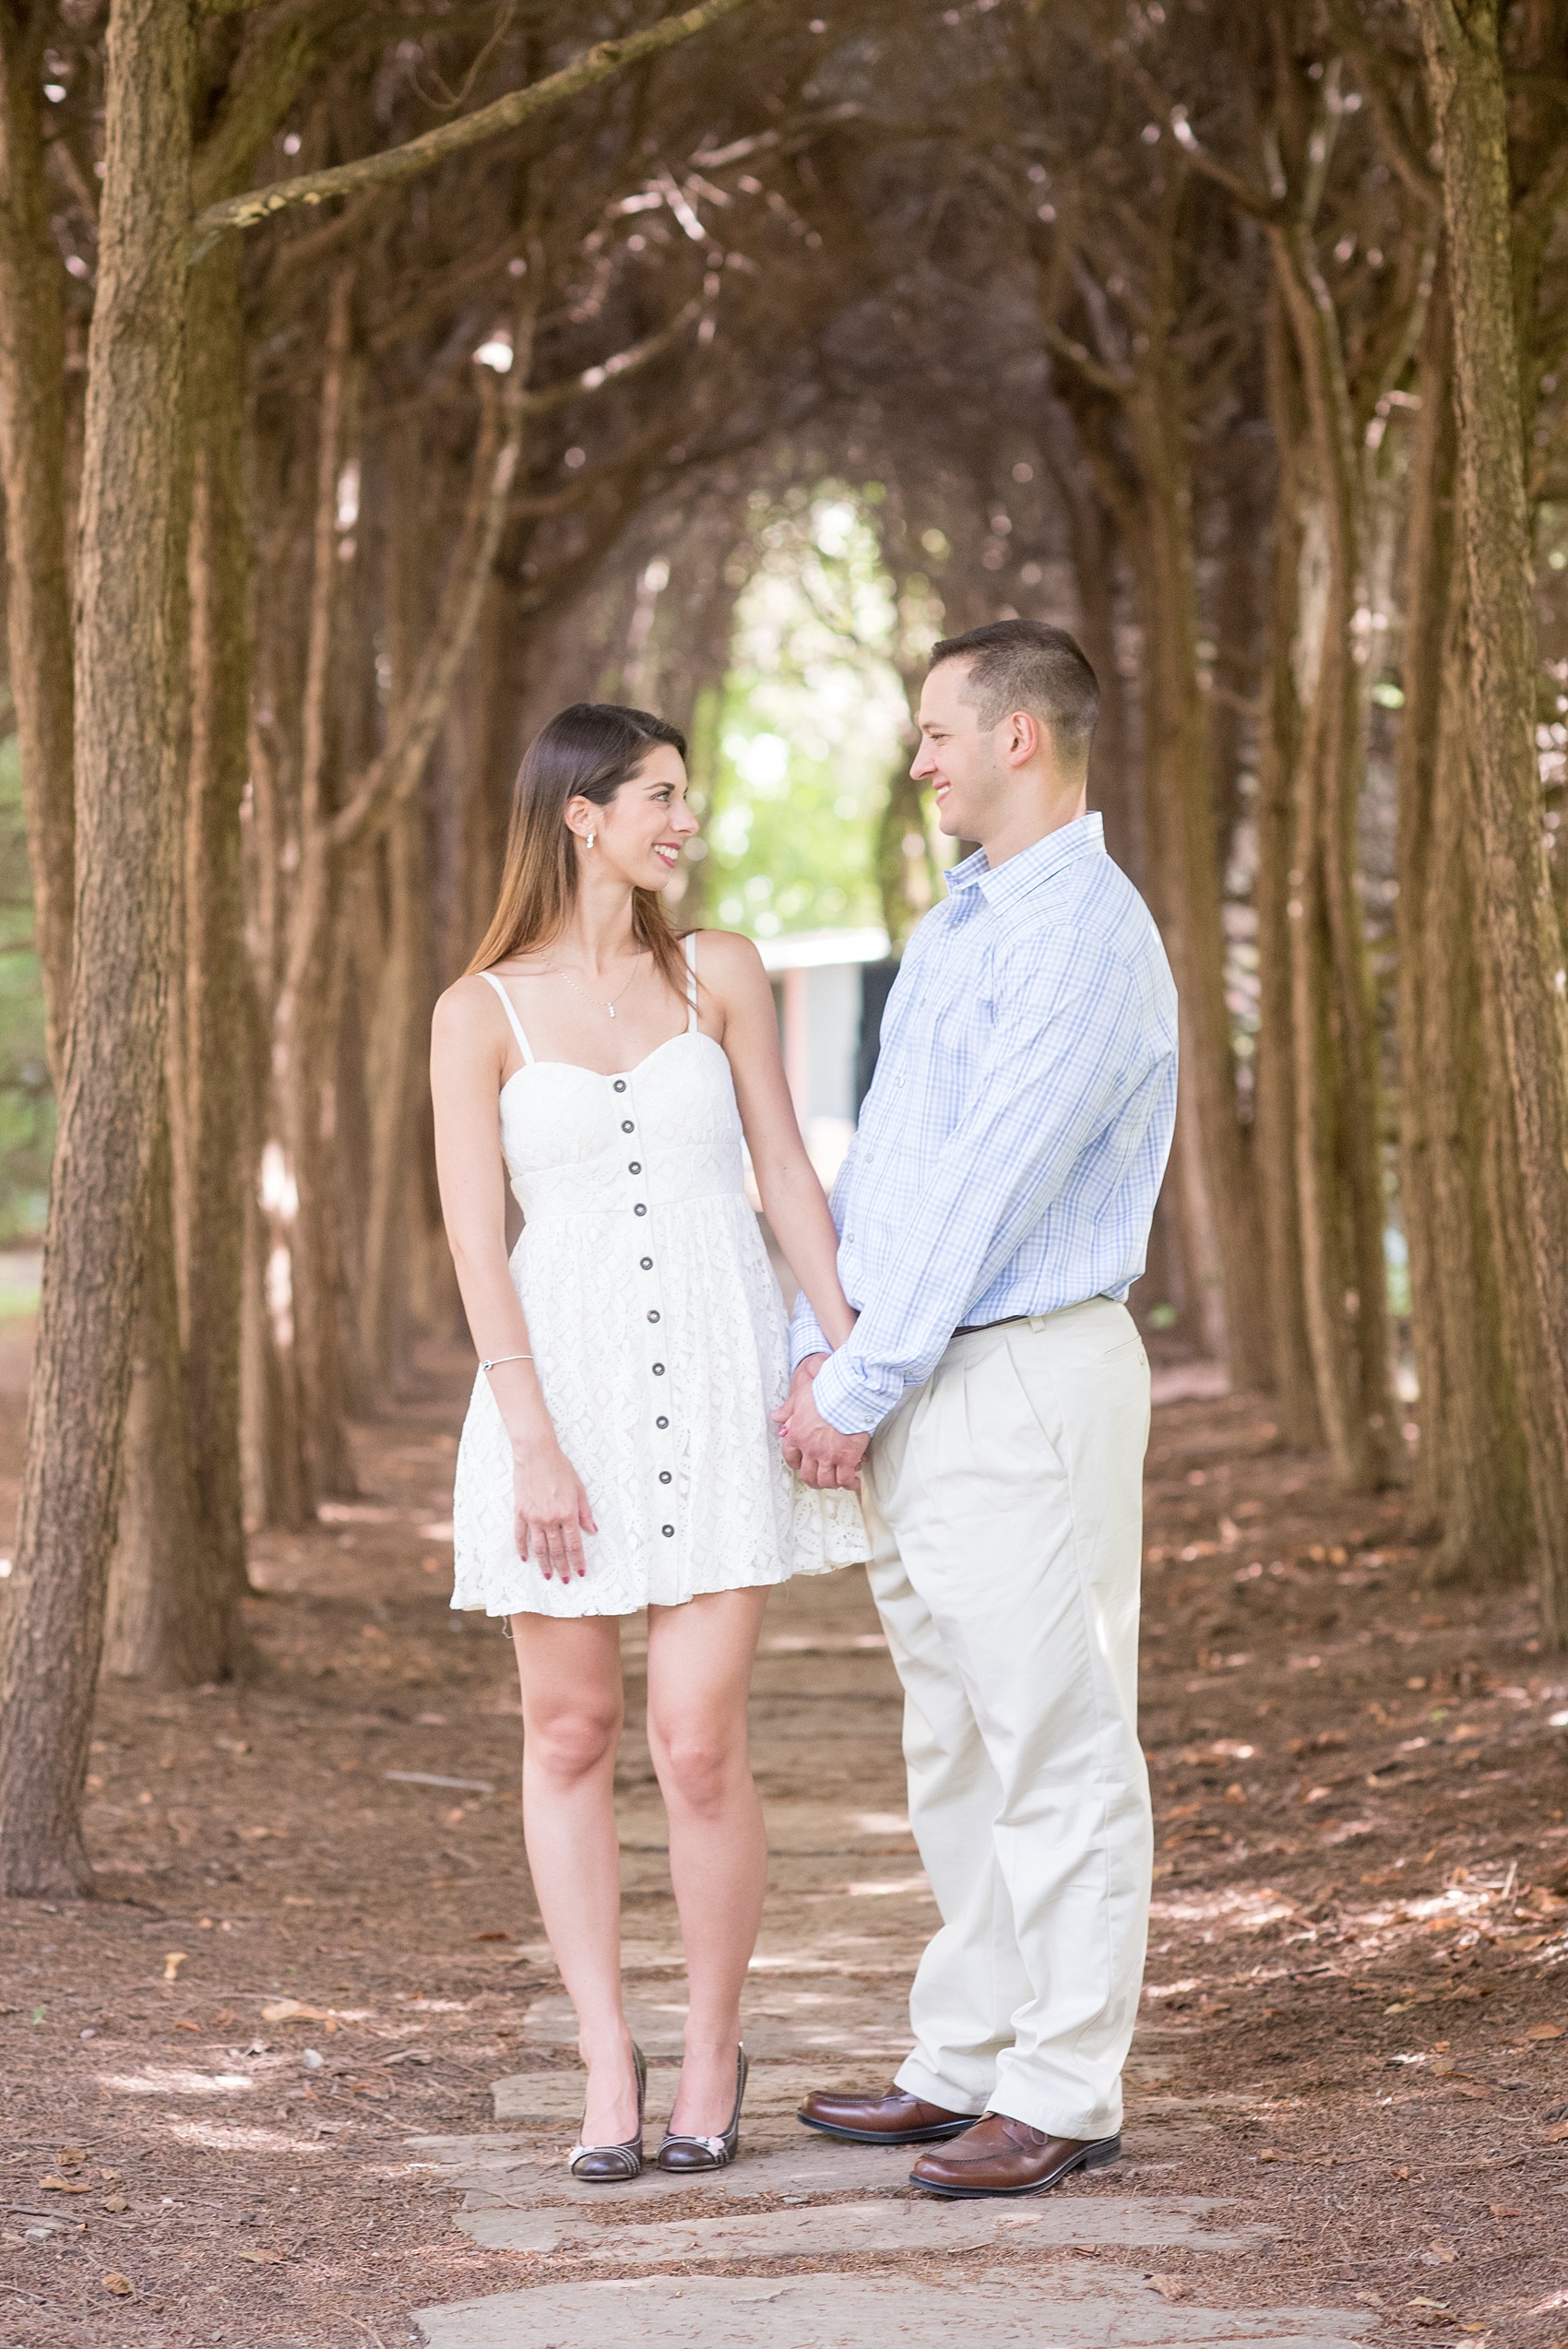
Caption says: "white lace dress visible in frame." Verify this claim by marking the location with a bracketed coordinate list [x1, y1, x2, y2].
[451, 937, 868, 1619]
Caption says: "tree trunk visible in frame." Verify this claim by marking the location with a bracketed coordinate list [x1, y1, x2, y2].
[1395, 259, 1533, 1578]
[1253, 303, 1323, 1450]
[104, 1119, 247, 1680]
[0, 0, 194, 1896]
[1415, 0, 1568, 1636]
[874, 758, 942, 955]
[357, 801, 427, 1392]
[1127, 374, 1271, 1388]
[1207, 436, 1267, 881]
[272, 273, 359, 1500]
[176, 248, 254, 1604]
[1046, 416, 1140, 883]
[1270, 220, 1396, 1489]
[0, 12, 75, 1070]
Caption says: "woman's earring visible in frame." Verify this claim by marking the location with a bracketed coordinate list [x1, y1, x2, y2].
[585, 829, 596, 849]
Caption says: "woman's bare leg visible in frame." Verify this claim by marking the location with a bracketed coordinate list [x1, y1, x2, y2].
[645, 1586, 771, 2136]
[511, 1613, 639, 2145]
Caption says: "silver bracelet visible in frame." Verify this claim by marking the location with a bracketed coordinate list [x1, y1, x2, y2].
[480, 1352, 533, 1371]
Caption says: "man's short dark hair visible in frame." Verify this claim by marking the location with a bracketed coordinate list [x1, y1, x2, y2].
[930, 620, 1100, 764]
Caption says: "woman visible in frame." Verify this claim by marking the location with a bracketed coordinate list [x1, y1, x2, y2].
[432, 702, 865, 2184]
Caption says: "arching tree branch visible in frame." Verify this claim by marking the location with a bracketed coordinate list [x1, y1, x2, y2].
[189, 0, 764, 255]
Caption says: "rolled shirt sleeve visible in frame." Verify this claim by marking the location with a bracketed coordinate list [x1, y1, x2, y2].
[789, 1288, 831, 1370]
[811, 937, 1158, 1436]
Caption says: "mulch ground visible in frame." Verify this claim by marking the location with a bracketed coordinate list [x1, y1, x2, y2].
[1, 1327, 1566, 2348]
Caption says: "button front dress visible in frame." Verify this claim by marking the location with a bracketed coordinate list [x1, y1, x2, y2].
[451, 936, 868, 1619]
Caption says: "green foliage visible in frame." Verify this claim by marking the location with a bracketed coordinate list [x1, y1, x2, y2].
[703, 487, 929, 938]
[0, 736, 53, 1244]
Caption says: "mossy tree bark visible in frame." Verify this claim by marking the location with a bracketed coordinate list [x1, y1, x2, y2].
[0, 0, 195, 1893]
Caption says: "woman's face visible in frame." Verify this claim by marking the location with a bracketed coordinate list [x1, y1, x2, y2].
[569, 745, 699, 893]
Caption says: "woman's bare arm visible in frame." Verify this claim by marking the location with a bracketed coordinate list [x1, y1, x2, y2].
[696, 931, 857, 1351]
[430, 978, 596, 1580]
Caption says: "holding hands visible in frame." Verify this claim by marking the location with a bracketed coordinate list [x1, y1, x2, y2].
[774, 1355, 869, 1492]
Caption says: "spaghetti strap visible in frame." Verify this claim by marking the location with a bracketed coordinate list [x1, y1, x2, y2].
[683, 931, 698, 1032]
[481, 970, 535, 1067]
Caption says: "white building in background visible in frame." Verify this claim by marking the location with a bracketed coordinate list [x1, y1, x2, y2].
[754, 926, 893, 1188]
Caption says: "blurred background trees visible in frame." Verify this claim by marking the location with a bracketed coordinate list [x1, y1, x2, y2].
[2, 0, 1567, 1888]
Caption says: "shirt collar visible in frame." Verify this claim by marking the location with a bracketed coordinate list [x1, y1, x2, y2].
[944, 812, 1106, 913]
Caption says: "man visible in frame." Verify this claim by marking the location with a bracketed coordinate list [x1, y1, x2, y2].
[778, 618, 1177, 2200]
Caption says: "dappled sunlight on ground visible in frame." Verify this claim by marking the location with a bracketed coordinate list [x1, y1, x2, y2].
[1, 1346, 1565, 2344]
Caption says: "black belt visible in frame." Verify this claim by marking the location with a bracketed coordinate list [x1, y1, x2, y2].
[952, 1312, 1035, 1338]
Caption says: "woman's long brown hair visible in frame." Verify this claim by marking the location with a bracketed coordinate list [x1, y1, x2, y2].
[467, 702, 691, 996]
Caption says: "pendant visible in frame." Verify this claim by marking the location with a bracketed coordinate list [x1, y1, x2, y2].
[608, 1005, 616, 1019]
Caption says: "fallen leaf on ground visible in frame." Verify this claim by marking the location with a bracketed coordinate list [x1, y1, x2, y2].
[162, 1952, 186, 1982]
[260, 1999, 335, 2023]
[382, 2049, 432, 2066]
[101, 2195, 128, 2213]
[102, 2273, 133, 2296]
[1526, 2022, 1564, 2041]
[1489, 2203, 1522, 2218]
[473, 1929, 513, 1941]
[40, 2176, 91, 2194]
[237, 2247, 285, 2264]
[1147, 2274, 1188, 2301]
[1425, 2242, 1458, 2263]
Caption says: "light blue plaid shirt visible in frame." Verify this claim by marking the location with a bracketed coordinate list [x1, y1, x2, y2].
[790, 813, 1179, 1434]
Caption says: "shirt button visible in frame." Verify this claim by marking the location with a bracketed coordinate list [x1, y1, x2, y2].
[656, 1415, 669, 1429]
[612, 1079, 626, 1092]
[659, 1470, 671, 1485]
[622, 1120, 635, 1133]
[652, 1362, 665, 1375]
[661, 1524, 674, 1537]
[635, 1203, 647, 1216]
[628, 1160, 641, 1174]
[640, 1256, 653, 1270]
[647, 1310, 659, 1323]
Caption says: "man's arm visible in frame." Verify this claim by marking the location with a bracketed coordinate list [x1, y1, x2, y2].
[789, 1290, 831, 1370]
[811, 932, 1167, 1436]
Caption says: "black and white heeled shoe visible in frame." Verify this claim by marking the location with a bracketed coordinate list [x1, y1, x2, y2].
[657, 2045, 748, 2173]
[566, 2042, 647, 2183]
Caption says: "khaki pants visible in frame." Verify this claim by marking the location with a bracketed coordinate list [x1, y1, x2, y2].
[862, 1298, 1152, 2141]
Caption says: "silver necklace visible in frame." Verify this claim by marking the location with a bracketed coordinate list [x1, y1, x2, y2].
[542, 953, 647, 1020]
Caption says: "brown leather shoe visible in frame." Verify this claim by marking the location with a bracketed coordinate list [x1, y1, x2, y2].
[909, 2111, 1121, 2197]
[797, 2083, 978, 2145]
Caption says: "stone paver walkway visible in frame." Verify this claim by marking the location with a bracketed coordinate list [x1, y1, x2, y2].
[410, 1562, 1376, 2346]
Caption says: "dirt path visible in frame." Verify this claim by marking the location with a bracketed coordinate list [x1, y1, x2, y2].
[2, 1339, 1566, 2347]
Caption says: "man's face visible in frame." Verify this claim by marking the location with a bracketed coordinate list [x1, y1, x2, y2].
[910, 659, 1009, 840]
